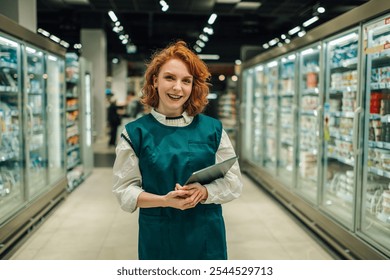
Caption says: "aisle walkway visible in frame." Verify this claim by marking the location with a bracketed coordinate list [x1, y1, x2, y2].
[10, 165, 334, 259]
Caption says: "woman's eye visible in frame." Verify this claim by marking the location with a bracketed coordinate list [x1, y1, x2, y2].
[184, 79, 192, 84]
[165, 75, 174, 80]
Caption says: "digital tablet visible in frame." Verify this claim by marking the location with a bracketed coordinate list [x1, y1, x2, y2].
[184, 156, 238, 185]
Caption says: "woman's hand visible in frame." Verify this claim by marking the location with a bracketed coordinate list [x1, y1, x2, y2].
[137, 184, 208, 211]
[172, 183, 208, 210]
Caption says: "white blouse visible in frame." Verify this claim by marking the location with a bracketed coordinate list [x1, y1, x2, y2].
[112, 109, 243, 213]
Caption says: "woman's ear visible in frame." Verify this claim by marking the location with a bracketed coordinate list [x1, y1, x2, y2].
[153, 75, 158, 88]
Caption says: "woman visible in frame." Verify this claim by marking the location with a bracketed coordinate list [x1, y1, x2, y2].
[112, 40, 243, 260]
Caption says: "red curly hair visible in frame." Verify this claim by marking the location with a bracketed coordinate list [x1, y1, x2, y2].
[141, 40, 210, 116]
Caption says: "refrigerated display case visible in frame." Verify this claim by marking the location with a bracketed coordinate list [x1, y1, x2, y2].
[321, 28, 360, 229]
[263, 61, 278, 173]
[239, 0, 390, 259]
[0, 33, 24, 225]
[277, 54, 297, 187]
[240, 67, 255, 161]
[360, 14, 390, 255]
[253, 65, 265, 164]
[24, 45, 47, 199]
[46, 53, 66, 186]
[0, 14, 67, 259]
[296, 44, 322, 204]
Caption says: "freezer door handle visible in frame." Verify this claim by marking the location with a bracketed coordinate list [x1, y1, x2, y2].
[316, 105, 323, 140]
[353, 107, 362, 153]
[239, 102, 245, 124]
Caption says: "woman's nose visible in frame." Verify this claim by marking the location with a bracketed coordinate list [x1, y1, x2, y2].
[173, 81, 181, 90]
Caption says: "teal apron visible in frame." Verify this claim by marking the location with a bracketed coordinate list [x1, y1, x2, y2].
[125, 114, 227, 260]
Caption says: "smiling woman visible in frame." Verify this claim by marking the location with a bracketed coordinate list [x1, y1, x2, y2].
[142, 41, 211, 116]
[112, 40, 243, 260]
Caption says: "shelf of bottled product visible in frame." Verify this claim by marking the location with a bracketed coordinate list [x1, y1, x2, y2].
[239, 2, 390, 259]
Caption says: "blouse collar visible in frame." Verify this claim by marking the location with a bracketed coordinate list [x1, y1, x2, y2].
[151, 108, 193, 126]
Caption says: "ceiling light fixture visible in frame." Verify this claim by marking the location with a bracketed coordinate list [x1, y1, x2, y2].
[216, 0, 240, 3]
[60, 40, 70, 48]
[199, 34, 209, 42]
[37, 28, 50, 37]
[203, 27, 214, 35]
[194, 13, 218, 54]
[208, 13, 217, 25]
[288, 26, 301, 35]
[317, 6, 325, 13]
[198, 54, 220, 60]
[235, 1, 262, 10]
[107, 11, 136, 54]
[108, 11, 118, 22]
[298, 30, 306, 37]
[37, 27, 70, 49]
[194, 46, 202, 53]
[268, 38, 279, 46]
[160, 0, 169, 12]
[303, 16, 319, 27]
[49, 34, 61, 43]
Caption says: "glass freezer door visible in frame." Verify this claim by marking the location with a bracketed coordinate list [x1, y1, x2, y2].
[46, 54, 66, 185]
[252, 65, 265, 165]
[0, 34, 24, 224]
[24, 46, 47, 199]
[277, 54, 297, 187]
[296, 44, 321, 204]
[241, 68, 255, 162]
[361, 14, 390, 255]
[321, 29, 360, 229]
[263, 60, 278, 174]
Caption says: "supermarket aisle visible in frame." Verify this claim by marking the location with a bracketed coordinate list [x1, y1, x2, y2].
[10, 140, 334, 260]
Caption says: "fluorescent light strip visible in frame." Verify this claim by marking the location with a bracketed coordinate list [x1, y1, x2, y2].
[303, 16, 319, 27]
[60, 40, 70, 48]
[288, 26, 301, 35]
[108, 11, 118, 22]
[208, 13, 217, 25]
[49, 35, 61, 43]
[301, 48, 314, 55]
[267, 61, 278, 67]
[198, 54, 220, 60]
[48, 55, 58, 61]
[329, 33, 358, 46]
[288, 54, 296, 60]
[26, 47, 36, 54]
[37, 28, 50, 37]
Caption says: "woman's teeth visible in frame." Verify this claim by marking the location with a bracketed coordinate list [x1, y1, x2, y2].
[168, 94, 181, 100]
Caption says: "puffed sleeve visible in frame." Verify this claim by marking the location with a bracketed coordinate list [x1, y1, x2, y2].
[202, 129, 243, 204]
[112, 129, 144, 213]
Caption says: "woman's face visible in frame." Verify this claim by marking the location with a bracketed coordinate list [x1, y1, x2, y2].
[153, 58, 193, 117]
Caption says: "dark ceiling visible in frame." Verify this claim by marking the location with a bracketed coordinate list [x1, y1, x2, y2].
[36, 0, 370, 75]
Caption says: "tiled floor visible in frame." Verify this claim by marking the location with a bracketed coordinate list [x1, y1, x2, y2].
[10, 139, 334, 260]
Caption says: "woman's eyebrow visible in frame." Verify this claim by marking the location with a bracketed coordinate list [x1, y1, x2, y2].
[162, 71, 193, 79]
